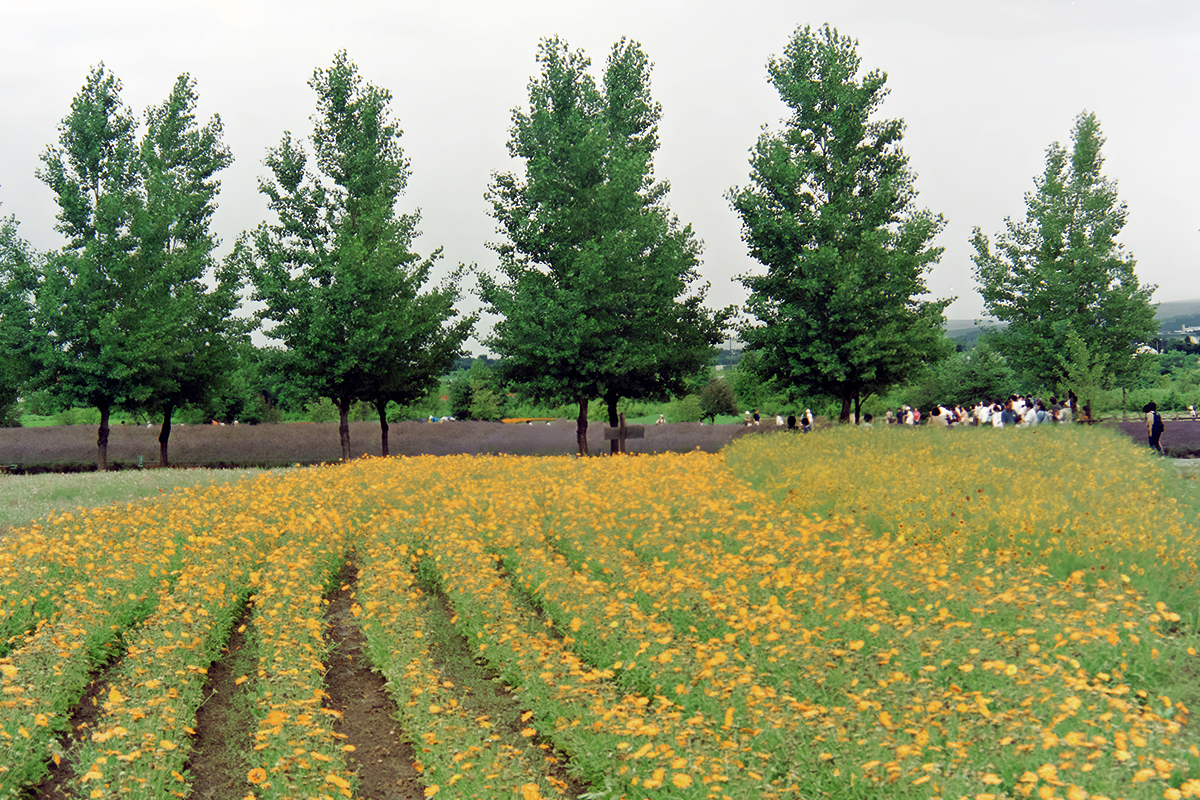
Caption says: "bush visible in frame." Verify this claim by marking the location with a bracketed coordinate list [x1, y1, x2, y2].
[662, 394, 702, 423]
[54, 407, 100, 426]
[0, 400, 20, 427]
[388, 388, 444, 422]
[448, 359, 508, 421]
[305, 398, 339, 423]
[698, 379, 737, 423]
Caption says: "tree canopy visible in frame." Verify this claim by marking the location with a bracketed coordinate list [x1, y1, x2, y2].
[134, 73, 243, 465]
[0, 211, 38, 426]
[481, 37, 730, 454]
[971, 111, 1157, 397]
[36, 65, 153, 469]
[35, 65, 243, 467]
[251, 51, 473, 459]
[730, 24, 952, 423]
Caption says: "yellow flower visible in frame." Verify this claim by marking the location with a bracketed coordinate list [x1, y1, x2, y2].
[247, 767, 267, 784]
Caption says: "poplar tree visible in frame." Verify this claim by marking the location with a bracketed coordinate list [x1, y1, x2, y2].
[251, 51, 473, 460]
[730, 24, 951, 423]
[37, 65, 241, 468]
[37, 65, 145, 469]
[972, 111, 1157, 393]
[0, 211, 38, 425]
[483, 38, 728, 455]
[135, 74, 243, 465]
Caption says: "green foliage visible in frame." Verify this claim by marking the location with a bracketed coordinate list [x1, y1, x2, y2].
[35, 64, 146, 467]
[666, 393, 703, 423]
[481, 37, 730, 450]
[134, 74, 244, 462]
[304, 398, 340, 423]
[727, 351, 776, 411]
[138, 78, 242, 403]
[250, 51, 473, 458]
[447, 359, 507, 421]
[972, 111, 1158, 392]
[446, 369, 472, 421]
[731, 24, 952, 423]
[902, 341, 1016, 409]
[1157, 350, 1200, 380]
[34, 65, 243, 467]
[54, 407, 102, 426]
[386, 386, 442, 422]
[698, 378, 737, 423]
[0, 212, 38, 426]
[1055, 328, 1108, 414]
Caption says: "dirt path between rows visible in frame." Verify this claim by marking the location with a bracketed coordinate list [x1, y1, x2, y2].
[186, 606, 257, 800]
[324, 566, 426, 799]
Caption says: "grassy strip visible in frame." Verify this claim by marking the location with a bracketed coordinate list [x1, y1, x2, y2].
[65, 503, 284, 798]
[356, 506, 570, 799]
[0, 468, 276, 534]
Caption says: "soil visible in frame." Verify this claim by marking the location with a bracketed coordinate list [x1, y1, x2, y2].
[21, 558, 582, 798]
[0, 420, 760, 472]
[323, 566, 425, 800]
[1115, 414, 1200, 457]
[186, 605, 257, 800]
[31, 660, 112, 799]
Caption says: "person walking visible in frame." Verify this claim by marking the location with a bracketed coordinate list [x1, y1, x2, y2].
[1145, 401, 1165, 455]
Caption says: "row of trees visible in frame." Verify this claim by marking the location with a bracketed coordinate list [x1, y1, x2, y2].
[2, 57, 474, 467]
[1, 25, 1159, 466]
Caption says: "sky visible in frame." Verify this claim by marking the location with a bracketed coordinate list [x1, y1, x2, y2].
[2, 0, 1198, 353]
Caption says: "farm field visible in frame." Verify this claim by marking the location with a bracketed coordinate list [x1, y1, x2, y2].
[0, 420, 755, 473]
[1, 426, 1199, 799]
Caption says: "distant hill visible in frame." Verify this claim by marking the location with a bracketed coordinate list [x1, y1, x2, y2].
[944, 318, 1000, 348]
[1155, 298, 1200, 335]
[942, 299, 1200, 345]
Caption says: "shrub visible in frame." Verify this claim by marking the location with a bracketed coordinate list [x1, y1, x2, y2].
[304, 398, 339, 423]
[698, 379, 737, 423]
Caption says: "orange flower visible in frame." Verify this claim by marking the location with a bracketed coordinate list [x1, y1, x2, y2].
[246, 767, 267, 784]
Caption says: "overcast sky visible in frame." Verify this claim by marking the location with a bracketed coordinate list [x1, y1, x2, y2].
[3, 0, 1198, 352]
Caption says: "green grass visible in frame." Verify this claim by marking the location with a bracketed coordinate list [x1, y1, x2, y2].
[0, 468, 280, 533]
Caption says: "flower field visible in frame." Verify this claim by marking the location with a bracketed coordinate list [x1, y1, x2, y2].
[1, 424, 1198, 799]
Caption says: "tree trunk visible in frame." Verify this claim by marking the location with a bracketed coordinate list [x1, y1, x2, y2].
[97, 403, 111, 472]
[159, 403, 174, 467]
[576, 397, 589, 456]
[337, 398, 353, 461]
[606, 392, 620, 455]
[853, 393, 862, 426]
[375, 399, 389, 458]
[839, 391, 852, 424]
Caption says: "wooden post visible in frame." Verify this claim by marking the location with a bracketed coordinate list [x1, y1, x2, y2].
[604, 418, 644, 453]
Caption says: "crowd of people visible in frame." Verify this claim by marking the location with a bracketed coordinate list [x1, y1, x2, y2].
[740, 391, 1177, 457]
[883, 393, 1079, 428]
[743, 392, 1085, 432]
